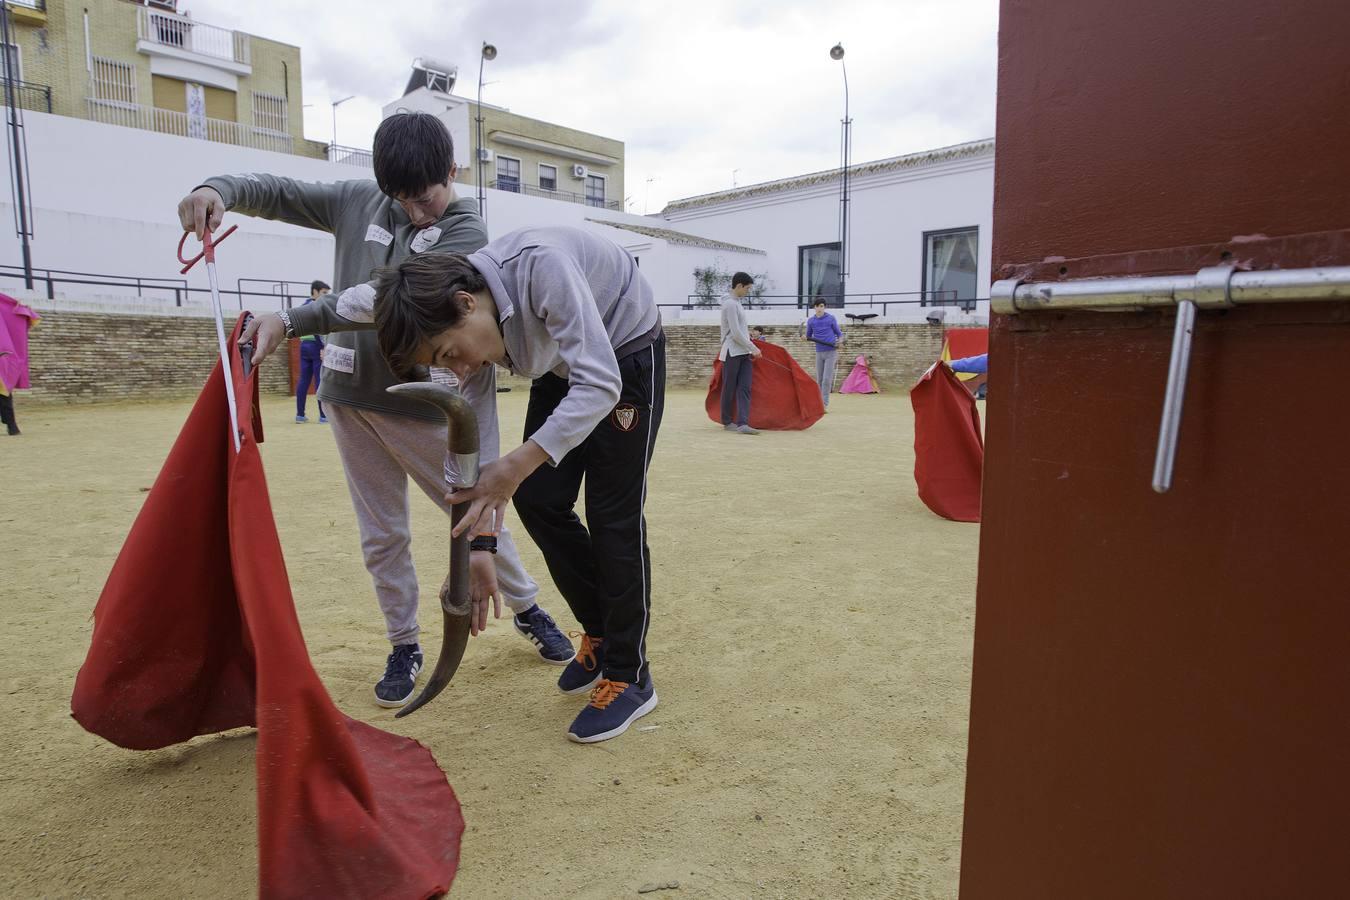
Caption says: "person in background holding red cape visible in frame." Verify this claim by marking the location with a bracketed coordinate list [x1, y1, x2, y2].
[705, 338, 825, 431]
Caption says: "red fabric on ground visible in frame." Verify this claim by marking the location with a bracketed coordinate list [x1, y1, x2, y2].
[704, 341, 825, 430]
[71, 315, 462, 899]
[910, 361, 984, 523]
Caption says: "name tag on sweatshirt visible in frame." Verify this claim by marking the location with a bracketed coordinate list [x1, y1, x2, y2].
[365, 224, 393, 246]
[410, 226, 442, 254]
[322, 345, 355, 373]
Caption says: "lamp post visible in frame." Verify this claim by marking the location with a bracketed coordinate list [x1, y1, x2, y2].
[476, 42, 497, 220]
[330, 95, 354, 161]
[830, 43, 850, 309]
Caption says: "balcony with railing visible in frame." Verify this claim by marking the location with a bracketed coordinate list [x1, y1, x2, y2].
[85, 99, 293, 154]
[327, 143, 373, 168]
[1, 79, 52, 114]
[490, 179, 622, 211]
[136, 6, 250, 70]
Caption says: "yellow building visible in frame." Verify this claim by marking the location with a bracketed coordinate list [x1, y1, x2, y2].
[467, 101, 624, 211]
[3, 0, 325, 158]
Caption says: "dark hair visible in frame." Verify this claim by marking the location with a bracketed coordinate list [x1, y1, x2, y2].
[372, 112, 456, 199]
[731, 271, 754, 288]
[310, 280, 330, 294]
[374, 252, 487, 378]
[813, 297, 827, 307]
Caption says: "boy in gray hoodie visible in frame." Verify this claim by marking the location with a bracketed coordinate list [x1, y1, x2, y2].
[317, 225, 664, 743]
[175, 113, 574, 709]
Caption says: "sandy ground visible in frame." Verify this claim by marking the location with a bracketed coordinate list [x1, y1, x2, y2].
[1, 387, 979, 899]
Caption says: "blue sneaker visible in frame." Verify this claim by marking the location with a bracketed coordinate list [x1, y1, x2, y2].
[295, 415, 308, 424]
[567, 679, 658, 744]
[374, 644, 423, 708]
[318, 414, 328, 424]
[557, 634, 604, 694]
[512, 605, 576, 665]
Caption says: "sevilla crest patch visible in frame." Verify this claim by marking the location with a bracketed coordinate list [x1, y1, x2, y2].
[611, 403, 639, 432]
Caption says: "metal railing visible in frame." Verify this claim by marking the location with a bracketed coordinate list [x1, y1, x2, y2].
[8, 0, 45, 12]
[136, 7, 250, 65]
[0, 79, 51, 114]
[489, 179, 622, 211]
[671, 291, 977, 315]
[328, 143, 372, 168]
[85, 98, 293, 153]
[0, 264, 308, 312]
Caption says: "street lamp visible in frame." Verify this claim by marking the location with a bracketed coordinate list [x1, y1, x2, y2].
[331, 95, 354, 161]
[476, 42, 497, 220]
[830, 43, 850, 309]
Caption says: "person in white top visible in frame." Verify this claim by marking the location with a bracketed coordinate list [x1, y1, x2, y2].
[717, 272, 761, 435]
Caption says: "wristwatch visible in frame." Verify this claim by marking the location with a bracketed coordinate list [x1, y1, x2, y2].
[276, 308, 296, 339]
[469, 535, 498, 554]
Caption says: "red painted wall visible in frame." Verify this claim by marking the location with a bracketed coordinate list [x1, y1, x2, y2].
[961, 2, 1350, 897]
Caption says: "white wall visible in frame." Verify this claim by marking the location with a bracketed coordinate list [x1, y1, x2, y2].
[0, 111, 733, 312]
[662, 151, 994, 319]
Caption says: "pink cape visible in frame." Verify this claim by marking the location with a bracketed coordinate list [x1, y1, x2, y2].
[71, 315, 462, 899]
[839, 355, 879, 394]
[0, 293, 40, 391]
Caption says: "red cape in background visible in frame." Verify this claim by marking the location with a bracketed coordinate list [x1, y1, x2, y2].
[910, 361, 984, 522]
[705, 341, 825, 430]
[70, 316, 462, 899]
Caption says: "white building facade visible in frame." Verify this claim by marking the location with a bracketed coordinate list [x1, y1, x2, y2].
[661, 140, 994, 322]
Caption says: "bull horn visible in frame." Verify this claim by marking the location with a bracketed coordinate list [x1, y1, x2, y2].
[385, 382, 480, 718]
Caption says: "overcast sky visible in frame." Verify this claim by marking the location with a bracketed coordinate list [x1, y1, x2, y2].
[185, 0, 999, 213]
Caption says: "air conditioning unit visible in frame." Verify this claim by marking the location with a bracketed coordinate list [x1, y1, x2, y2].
[571, 164, 588, 179]
[477, 147, 494, 163]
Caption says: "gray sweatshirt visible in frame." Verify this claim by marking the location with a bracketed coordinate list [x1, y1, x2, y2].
[283, 225, 659, 465]
[468, 226, 659, 464]
[201, 173, 488, 421]
[718, 293, 754, 360]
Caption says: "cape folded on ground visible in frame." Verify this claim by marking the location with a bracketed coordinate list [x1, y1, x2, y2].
[705, 341, 825, 430]
[910, 360, 983, 523]
[839, 355, 879, 394]
[70, 315, 461, 900]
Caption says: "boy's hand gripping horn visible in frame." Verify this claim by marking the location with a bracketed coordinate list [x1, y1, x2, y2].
[385, 382, 480, 718]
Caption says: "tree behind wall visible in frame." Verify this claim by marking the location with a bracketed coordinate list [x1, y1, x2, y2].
[692, 263, 770, 308]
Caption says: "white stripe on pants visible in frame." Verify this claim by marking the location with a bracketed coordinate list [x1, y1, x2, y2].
[325, 398, 539, 648]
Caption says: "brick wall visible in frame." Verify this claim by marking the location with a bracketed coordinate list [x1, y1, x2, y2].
[663, 323, 949, 390]
[21, 312, 959, 404]
[25, 311, 290, 405]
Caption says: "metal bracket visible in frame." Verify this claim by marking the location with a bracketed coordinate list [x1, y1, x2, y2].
[991, 262, 1350, 493]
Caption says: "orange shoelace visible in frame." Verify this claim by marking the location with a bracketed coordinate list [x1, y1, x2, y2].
[569, 632, 603, 672]
[588, 679, 629, 709]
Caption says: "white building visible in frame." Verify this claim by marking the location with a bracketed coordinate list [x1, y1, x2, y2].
[661, 140, 994, 322]
[1, 106, 990, 328]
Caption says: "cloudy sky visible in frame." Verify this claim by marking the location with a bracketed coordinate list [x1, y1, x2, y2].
[186, 0, 999, 212]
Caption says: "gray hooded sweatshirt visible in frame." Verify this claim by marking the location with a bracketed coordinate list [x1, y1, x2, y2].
[201, 173, 488, 421]
[306, 225, 659, 466]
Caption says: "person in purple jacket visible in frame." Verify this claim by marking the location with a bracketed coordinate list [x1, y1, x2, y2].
[804, 298, 842, 408]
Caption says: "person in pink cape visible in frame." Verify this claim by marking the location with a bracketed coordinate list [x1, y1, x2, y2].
[839, 354, 879, 394]
[0, 293, 40, 436]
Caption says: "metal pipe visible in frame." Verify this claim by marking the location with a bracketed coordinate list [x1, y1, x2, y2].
[1152, 299, 1196, 493]
[992, 265, 1350, 315]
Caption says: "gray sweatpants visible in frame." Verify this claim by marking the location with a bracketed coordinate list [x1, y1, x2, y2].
[815, 349, 838, 407]
[326, 385, 538, 648]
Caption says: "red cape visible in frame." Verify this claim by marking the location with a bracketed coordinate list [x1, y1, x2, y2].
[705, 341, 825, 430]
[71, 315, 462, 899]
[910, 361, 984, 522]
